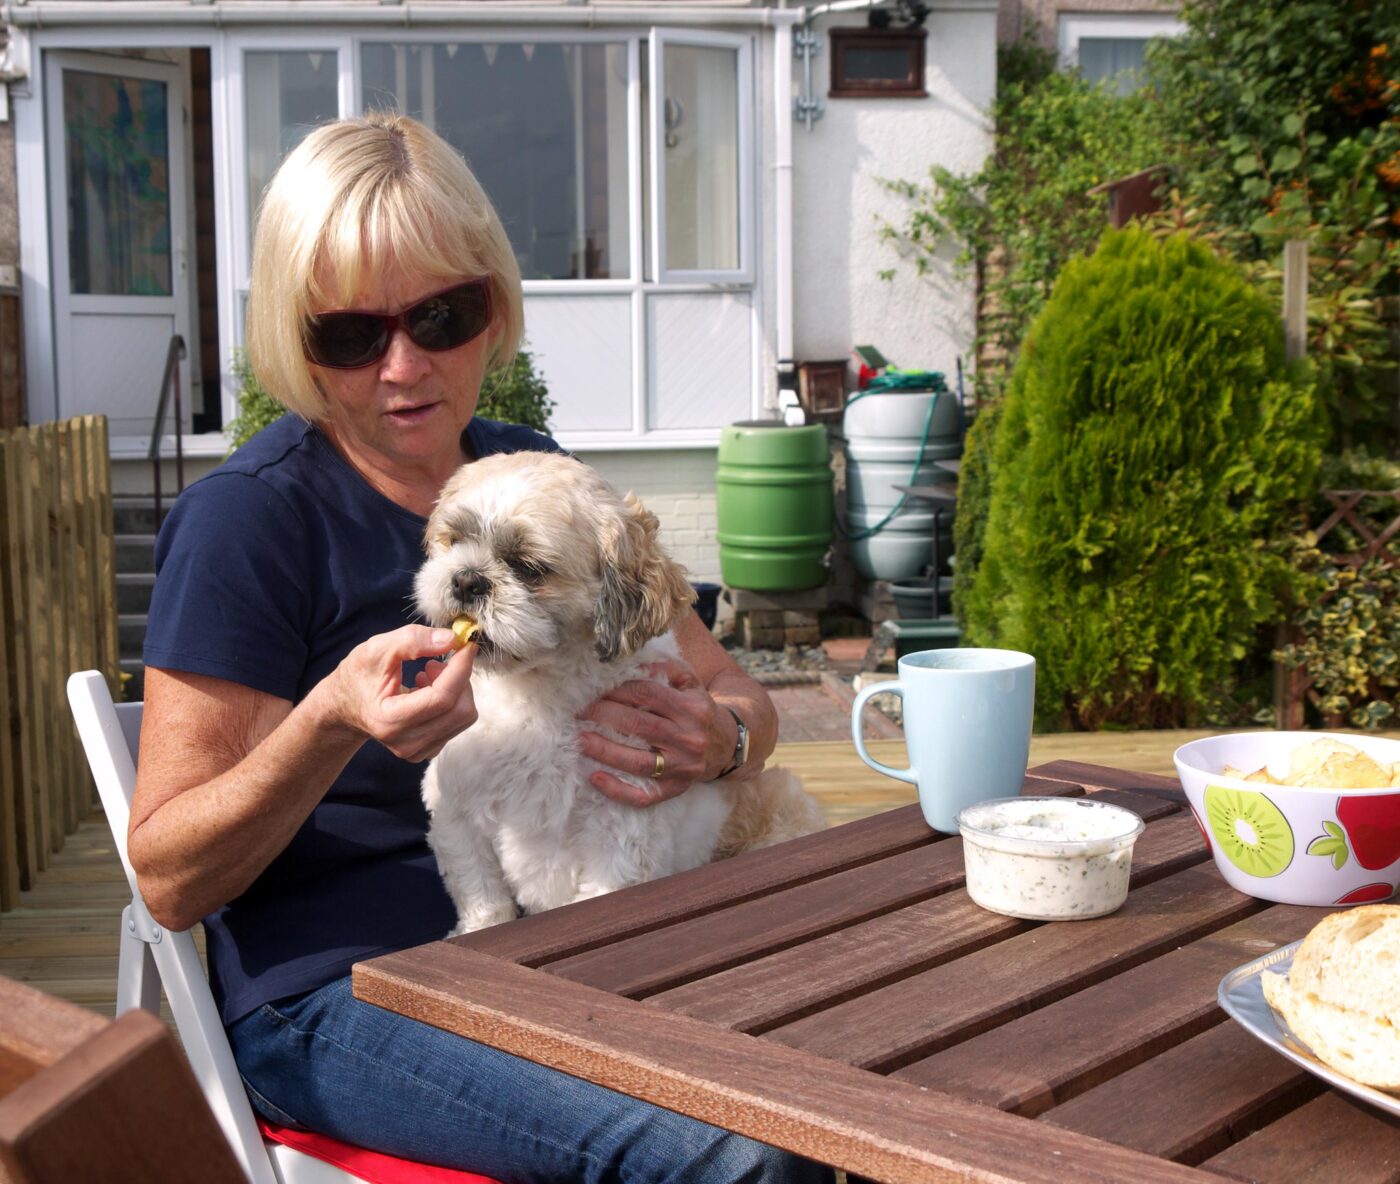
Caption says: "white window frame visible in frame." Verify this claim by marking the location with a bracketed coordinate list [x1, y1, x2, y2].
[647, 28, 755, 286]
[223, 34, 353, 318]
[350, 30, 639, 288]
[1056, 13, 1184, 74]
[15, 23, 765, 454]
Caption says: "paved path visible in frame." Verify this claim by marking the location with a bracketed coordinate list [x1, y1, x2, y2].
[768, 675, 901, 743]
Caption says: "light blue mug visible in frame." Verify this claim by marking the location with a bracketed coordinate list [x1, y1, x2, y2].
[851, 648, 1036, 833]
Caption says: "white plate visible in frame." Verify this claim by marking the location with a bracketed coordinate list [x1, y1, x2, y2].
[1218, 940, 1400, 1118]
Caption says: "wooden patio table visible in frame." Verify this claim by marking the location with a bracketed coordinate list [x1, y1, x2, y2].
[353, 761, 1400, 1183]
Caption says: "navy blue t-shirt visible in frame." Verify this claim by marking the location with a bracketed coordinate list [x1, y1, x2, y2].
[144, 413, 560, 1024]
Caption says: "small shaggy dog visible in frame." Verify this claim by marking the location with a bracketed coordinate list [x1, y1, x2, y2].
[415, 451, 825, 935]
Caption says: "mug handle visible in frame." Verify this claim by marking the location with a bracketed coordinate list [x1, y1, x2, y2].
[851, 680, 915, 784]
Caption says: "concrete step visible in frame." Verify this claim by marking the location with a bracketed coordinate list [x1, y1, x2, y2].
[119, 658, 145, 702]
[118, 613, 147, 658]
[112, 495, 172, 537]
[117, 572, 155, 615]
[115, 534, 155, 574]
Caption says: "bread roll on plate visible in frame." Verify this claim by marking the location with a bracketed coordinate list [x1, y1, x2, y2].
[1262, 904, 1400, 1092]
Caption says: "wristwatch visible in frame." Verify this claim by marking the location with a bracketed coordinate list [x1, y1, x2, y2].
[718, 707, 749, 779]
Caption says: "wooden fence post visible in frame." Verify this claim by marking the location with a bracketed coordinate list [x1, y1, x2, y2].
[1282, 240, 1308, 364]
[0, 416, 119, 908]
[1275, 239, 1309, 727]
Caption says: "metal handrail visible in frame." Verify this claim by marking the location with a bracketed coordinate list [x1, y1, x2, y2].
[149, 334, 186, 523]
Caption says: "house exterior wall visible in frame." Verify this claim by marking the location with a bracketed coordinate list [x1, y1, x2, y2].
[115, 445, 726, 586]
[997, 0, 1179, 47]
[18, 2, 998, 593]
[791, 3, 997, 378]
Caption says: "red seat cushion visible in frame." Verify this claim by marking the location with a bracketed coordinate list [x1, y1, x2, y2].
[258, 1119, 503, 1184]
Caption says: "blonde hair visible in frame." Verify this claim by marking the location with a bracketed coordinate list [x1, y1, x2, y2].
[246, 112, 524, 421]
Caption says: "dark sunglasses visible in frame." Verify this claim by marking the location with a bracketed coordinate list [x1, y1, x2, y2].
[303, 279, 493, 369]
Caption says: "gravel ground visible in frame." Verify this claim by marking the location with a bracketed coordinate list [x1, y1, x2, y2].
[723, 643, 832, 684]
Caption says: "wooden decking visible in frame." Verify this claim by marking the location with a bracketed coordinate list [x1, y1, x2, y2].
[0, 729, 1325, 1020]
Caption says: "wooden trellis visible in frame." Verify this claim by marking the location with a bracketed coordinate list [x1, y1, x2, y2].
[1275, 488, 1400, 729]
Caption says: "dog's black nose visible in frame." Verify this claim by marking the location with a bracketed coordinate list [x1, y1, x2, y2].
[452, 569, 492, 601]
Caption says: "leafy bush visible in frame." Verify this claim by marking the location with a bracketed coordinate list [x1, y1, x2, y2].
[964, 229, 1323, 729]
[477, 347, 555, 434]
[227, 345, 555, 452]
[1274, 451, 1400, 729]
[950, 399, 1001, 632]
[1148, 0, 1399, 449]
[877, 34, 1168, 400]
[227, 349, 283, 450]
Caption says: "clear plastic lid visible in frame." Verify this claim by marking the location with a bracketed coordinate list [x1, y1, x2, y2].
[957, 796, 1145, 857]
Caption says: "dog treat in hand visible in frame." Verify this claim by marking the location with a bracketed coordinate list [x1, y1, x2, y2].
[450, 615, 479, 650]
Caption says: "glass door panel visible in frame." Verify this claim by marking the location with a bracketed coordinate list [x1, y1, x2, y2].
[661, 44, 739, 272]
[62, 70, 172, 297]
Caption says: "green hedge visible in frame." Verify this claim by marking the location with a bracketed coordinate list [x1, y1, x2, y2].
[227, 346, 555, 451]
[964, 228, 1324, 729]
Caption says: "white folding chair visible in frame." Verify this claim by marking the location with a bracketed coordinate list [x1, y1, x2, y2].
[67, 670, 501, 1184]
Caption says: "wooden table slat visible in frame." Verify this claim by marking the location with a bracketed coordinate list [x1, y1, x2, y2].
[764, 867, 1279, 1073]
[891, 903, 1321, 1099]
[354, 757, 1400, 1183]
[455, 775, 1084, 967]
[544, 842, 965, 996]
[1201, 1091, 1400, 1184]
[354, 943, 1224, 1184]
[546, 789, 1186, 998]
[1036, 1020, 1323, 1164]
[649, 809, 1207, 1033]
[1030, 760, 1185, 800]
[454, 803, 940, 965]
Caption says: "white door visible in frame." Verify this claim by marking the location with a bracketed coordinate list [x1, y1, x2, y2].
[46, 52, 191, 440]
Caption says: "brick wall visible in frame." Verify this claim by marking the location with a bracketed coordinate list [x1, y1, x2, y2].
[580, 448, 723, 585]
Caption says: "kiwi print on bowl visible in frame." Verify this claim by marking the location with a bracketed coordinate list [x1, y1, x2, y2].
[1176, 731, 1400, 906]
[1204, 784, 1294, 878]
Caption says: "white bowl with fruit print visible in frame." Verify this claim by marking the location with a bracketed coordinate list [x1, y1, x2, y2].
[1174, 732, 1400, 907]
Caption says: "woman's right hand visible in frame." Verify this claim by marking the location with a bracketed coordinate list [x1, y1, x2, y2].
[132, 625, 478, 930]
[318, 625, 479, 762]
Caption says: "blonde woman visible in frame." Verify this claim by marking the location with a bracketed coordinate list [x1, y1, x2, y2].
[133, 112, 822, 1183]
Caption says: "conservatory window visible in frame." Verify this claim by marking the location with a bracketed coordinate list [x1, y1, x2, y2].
[361, 41, 631, 281]
[659, 43, 740, 273]
[1057, 14, 1184, 96]
[244, 50, 340, 235]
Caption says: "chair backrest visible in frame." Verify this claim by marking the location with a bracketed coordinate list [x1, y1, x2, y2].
[66, 671, 282, 1184]
[0, 973, 245, 1184]
[67, 672, 501, 1184]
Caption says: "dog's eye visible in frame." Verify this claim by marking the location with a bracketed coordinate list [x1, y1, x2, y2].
[508, 556, 550, 586]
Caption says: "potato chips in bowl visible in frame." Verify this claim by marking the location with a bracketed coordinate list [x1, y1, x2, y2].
[1175, 732, 1400, 907]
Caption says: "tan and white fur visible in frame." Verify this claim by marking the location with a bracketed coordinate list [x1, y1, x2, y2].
[415, 451, 824, 936]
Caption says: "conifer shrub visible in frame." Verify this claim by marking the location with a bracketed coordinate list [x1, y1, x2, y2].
[951, 399, 1001, 633]
[964, 228, 1324, 729]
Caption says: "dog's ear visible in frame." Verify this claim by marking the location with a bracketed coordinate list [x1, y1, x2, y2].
[593, 493, 696, 662]
[423, 465, 471, 554]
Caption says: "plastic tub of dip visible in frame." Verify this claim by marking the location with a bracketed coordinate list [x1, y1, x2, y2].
[957, 797, 1145, 921]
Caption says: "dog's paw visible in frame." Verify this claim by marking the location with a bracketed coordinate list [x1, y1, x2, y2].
[446, 902, 519, 937]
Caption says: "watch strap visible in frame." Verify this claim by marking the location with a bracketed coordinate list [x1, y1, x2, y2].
[718, 707, 748, 779]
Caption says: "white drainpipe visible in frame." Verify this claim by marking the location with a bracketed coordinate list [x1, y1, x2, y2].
[771, 7, 799, 416]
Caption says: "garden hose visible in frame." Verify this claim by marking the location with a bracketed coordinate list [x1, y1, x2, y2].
[836, 386, 941, 542]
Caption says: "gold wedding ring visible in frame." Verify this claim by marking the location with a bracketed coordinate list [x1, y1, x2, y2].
[650, 750, 665, 780]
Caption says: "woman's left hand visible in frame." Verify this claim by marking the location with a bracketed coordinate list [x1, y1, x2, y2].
[576, 658, 737, 808]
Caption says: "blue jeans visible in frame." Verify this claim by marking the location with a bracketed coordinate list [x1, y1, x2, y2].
[229, 975, 835, 1184]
